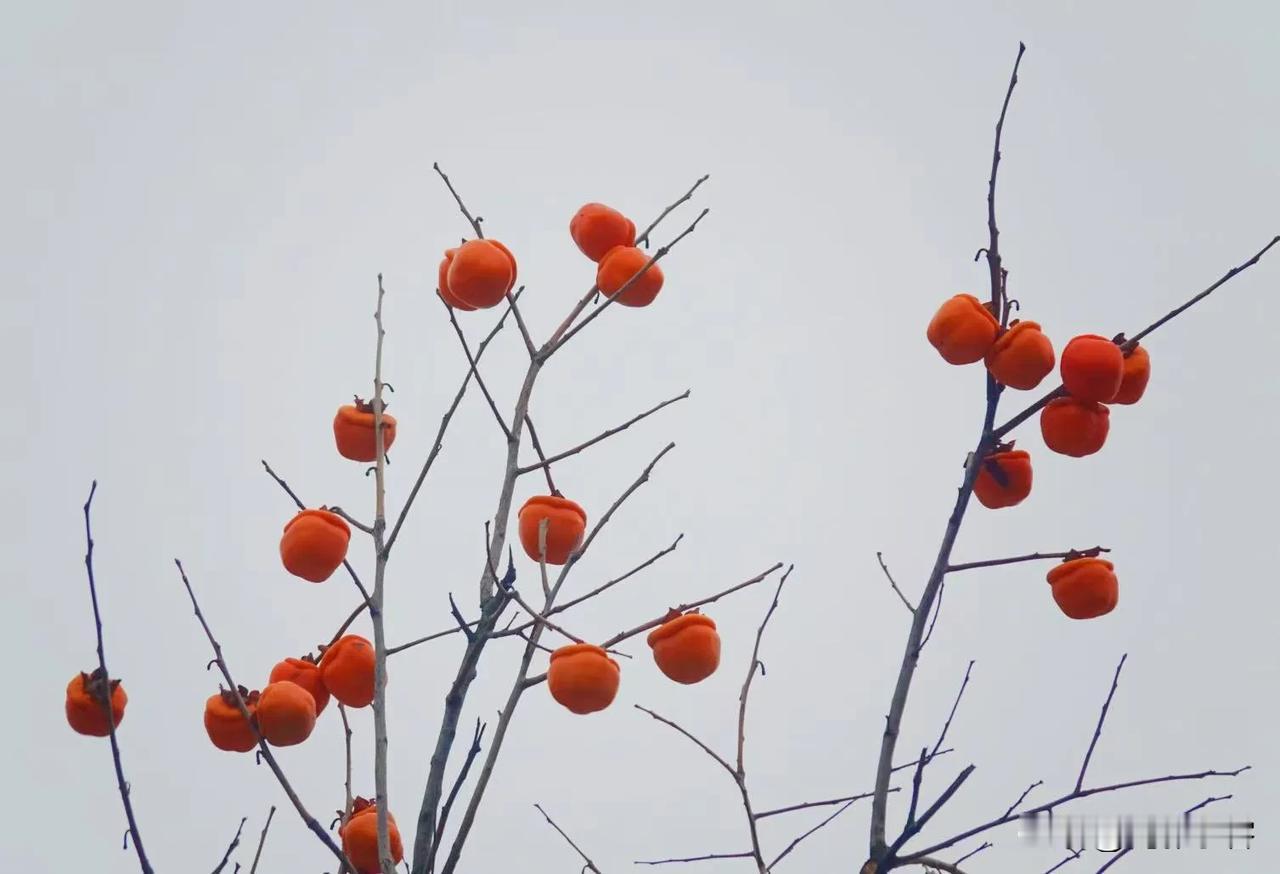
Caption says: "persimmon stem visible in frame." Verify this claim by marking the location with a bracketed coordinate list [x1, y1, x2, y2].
[81, 482, 155, 874]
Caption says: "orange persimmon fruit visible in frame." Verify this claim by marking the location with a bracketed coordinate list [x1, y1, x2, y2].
[927, 294, 1000, 365]
[341, 798, 404, 873]
[647, 612, 721, 684]
[1047, 557, 1118, 620]
[280, 509, 351, 583]
[1040, 397, 1110, 457]
[973, 449, 1033, 509]
[517, 495, 587, 565]
[1060, 334, 1124, 402]
[333, 398, 397, 463]
[256, 680, 317, 747]
[269, 656, 330, 716]
[596, 246, 664, 307]
[985, 320, 1055, 390]
[319, 635, 376, 708]
[447, 239, 516, 309]
[204, 686, 259, 753]
[570, 203, 637, 262]
[1109, 342, 1151, 405]
[65, 667, 127, 737]
[437, 247, 477, 311]
[547, 643, 620, 715]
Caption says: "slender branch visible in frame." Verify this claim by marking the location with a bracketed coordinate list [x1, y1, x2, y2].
[440, 294, 513, 441]
[248, 806, 275, 874]
[983, 42, 1025, 313]
[953, 842, 992, 866]
[636, 174, 710, 247]
[767, 796, 859, 871]
[260, 460, 374, 607]
[1002, 780, 1043, 819]
[383, 288, 518, 556]
[505, 287, 538, 358]
[877, 551, 915, 614]
[210, 817, 246, 874]
[338, 704, 354, 874]
[174, 559, 351, 867]
[432, 162, 484, 238]
[429, 720, 487, 873]
[635, 704, 736, 778]
[947, 547, 1109, 574]
[635, 852, 754, 866]
[889, 765, 977, 857]
[1044, 850, 1084, 873]
[81, 482, 154, 874]
[551, 209, 709, 353]
[523, 414, 558, 494]
[518, 391, 691, 474]
[329, 505, 375, 535]
[535, 804, 603, 874]
[904, 858, 971, 874]
[1076, 655, 1127, 792]
[993, 234, 1280, 441]
[369, 274, 395, 874]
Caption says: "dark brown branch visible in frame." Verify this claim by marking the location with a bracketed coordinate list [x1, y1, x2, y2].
[635, 704, 736, 777]
[427, 720, 487, 873]
[1076, 654, 1127, 792]
[889, 765, 977, 857]
[432, 162, 484, 239]
[1002, 780, 1043, 819]
[983, 42, 1026, 314]
[1043, 850, 1084, 873]
[635, 852, 753, 866]
[517, 391, 691, 475]
[260, 460, 374, 608]
[953, 842, 992, 866]
[210, 817, 246, 874]
[947, 547, 1109, 574]
[81, 482, 154, 874]
[248, 806, 275, 874]
[535, 804, 603, 874]
[440, 294, 513, 442]
[877, 551, 916, 614]
[522, 414, 558, 494]
[993, 234, 1280, 441]
[1091, 795, 1232, 874]
[329, 505, 375, 535]
[636, 174, 710, 247]
[767, 794, 861, 870]
[174, 559, 351, 868]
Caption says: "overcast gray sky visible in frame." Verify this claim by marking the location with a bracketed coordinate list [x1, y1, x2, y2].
[4, 2, 1278, 872]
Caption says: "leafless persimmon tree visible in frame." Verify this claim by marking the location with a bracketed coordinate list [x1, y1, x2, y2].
[67, 40, 1271, 874]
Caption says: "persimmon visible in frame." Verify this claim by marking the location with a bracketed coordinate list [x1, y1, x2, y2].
[333, 398, 398, 463]
[596, 246, 664, 307]
[570, 203, 637, 262]
[341, 797, 404, 873]
[319, 635, 376, 708]
[65, 667, 127, 737]
[1040, 397, 1110, 457]
[518, 495, 587, 565]
[647, 612, 721, 684]
[985, 320, 1055, 389]
[437, 247, 477, 311]
[973, 449, 1033, 509]
[447, 239, 516, 309]
[1047, 557, 1118, 620]
[547, 643, 620, 715]
[204, 687, 259, 753]
[1060, 334, 1124, 402]
[269, 656, 330, 716]
[1110, 342, 1151, 405]
[927, 294, 1000, 365]
[279, 509, 351, 583]
[256, 680, 317, 747]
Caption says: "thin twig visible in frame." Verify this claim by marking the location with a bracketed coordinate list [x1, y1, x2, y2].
[523, 414, 558, 494]
[248, 806, 276, 874]
[441, 295, 513, 441]
[518, 391, 691, 474]
[429, 720, 487, 872]
[948, 547, 1109, 574]
[174, 559, 351, 867]
[767, 796, 859, 870]
[535, 804, 603, 874]
[1002, 780, 1043, 819]
[1076, 655, 1127, 792]
[636, 174, 710, 247]
[635, 705, 736, 777]
[432, 162, 484, 238]
[877, 551, 916, 613]
[635, 852, 753, 866]
[210, 817, 246, 874]
[81, 482, 154, 874]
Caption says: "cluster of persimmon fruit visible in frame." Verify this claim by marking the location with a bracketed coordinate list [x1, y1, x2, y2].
[65, 199, 717, 872]
[927, 293, 1151, 621]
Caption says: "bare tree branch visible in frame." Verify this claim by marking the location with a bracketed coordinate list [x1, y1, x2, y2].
[210, 817, 246, 874]
[635, 852, 754, 866]
[518, 390, 691, 474]
[1077, 655, 1127, 792]
[535, 804, 603, 874]
[877, 551, 916, 613]
[947, 547, 1109, 574]
[174, 559, 351, 868]
[767, 795, 860, 871]
[247, 807, 275, 874]
[81, 482, 154, 874]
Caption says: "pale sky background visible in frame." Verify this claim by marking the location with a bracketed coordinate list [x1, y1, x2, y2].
[4, 3, 1278, 872]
